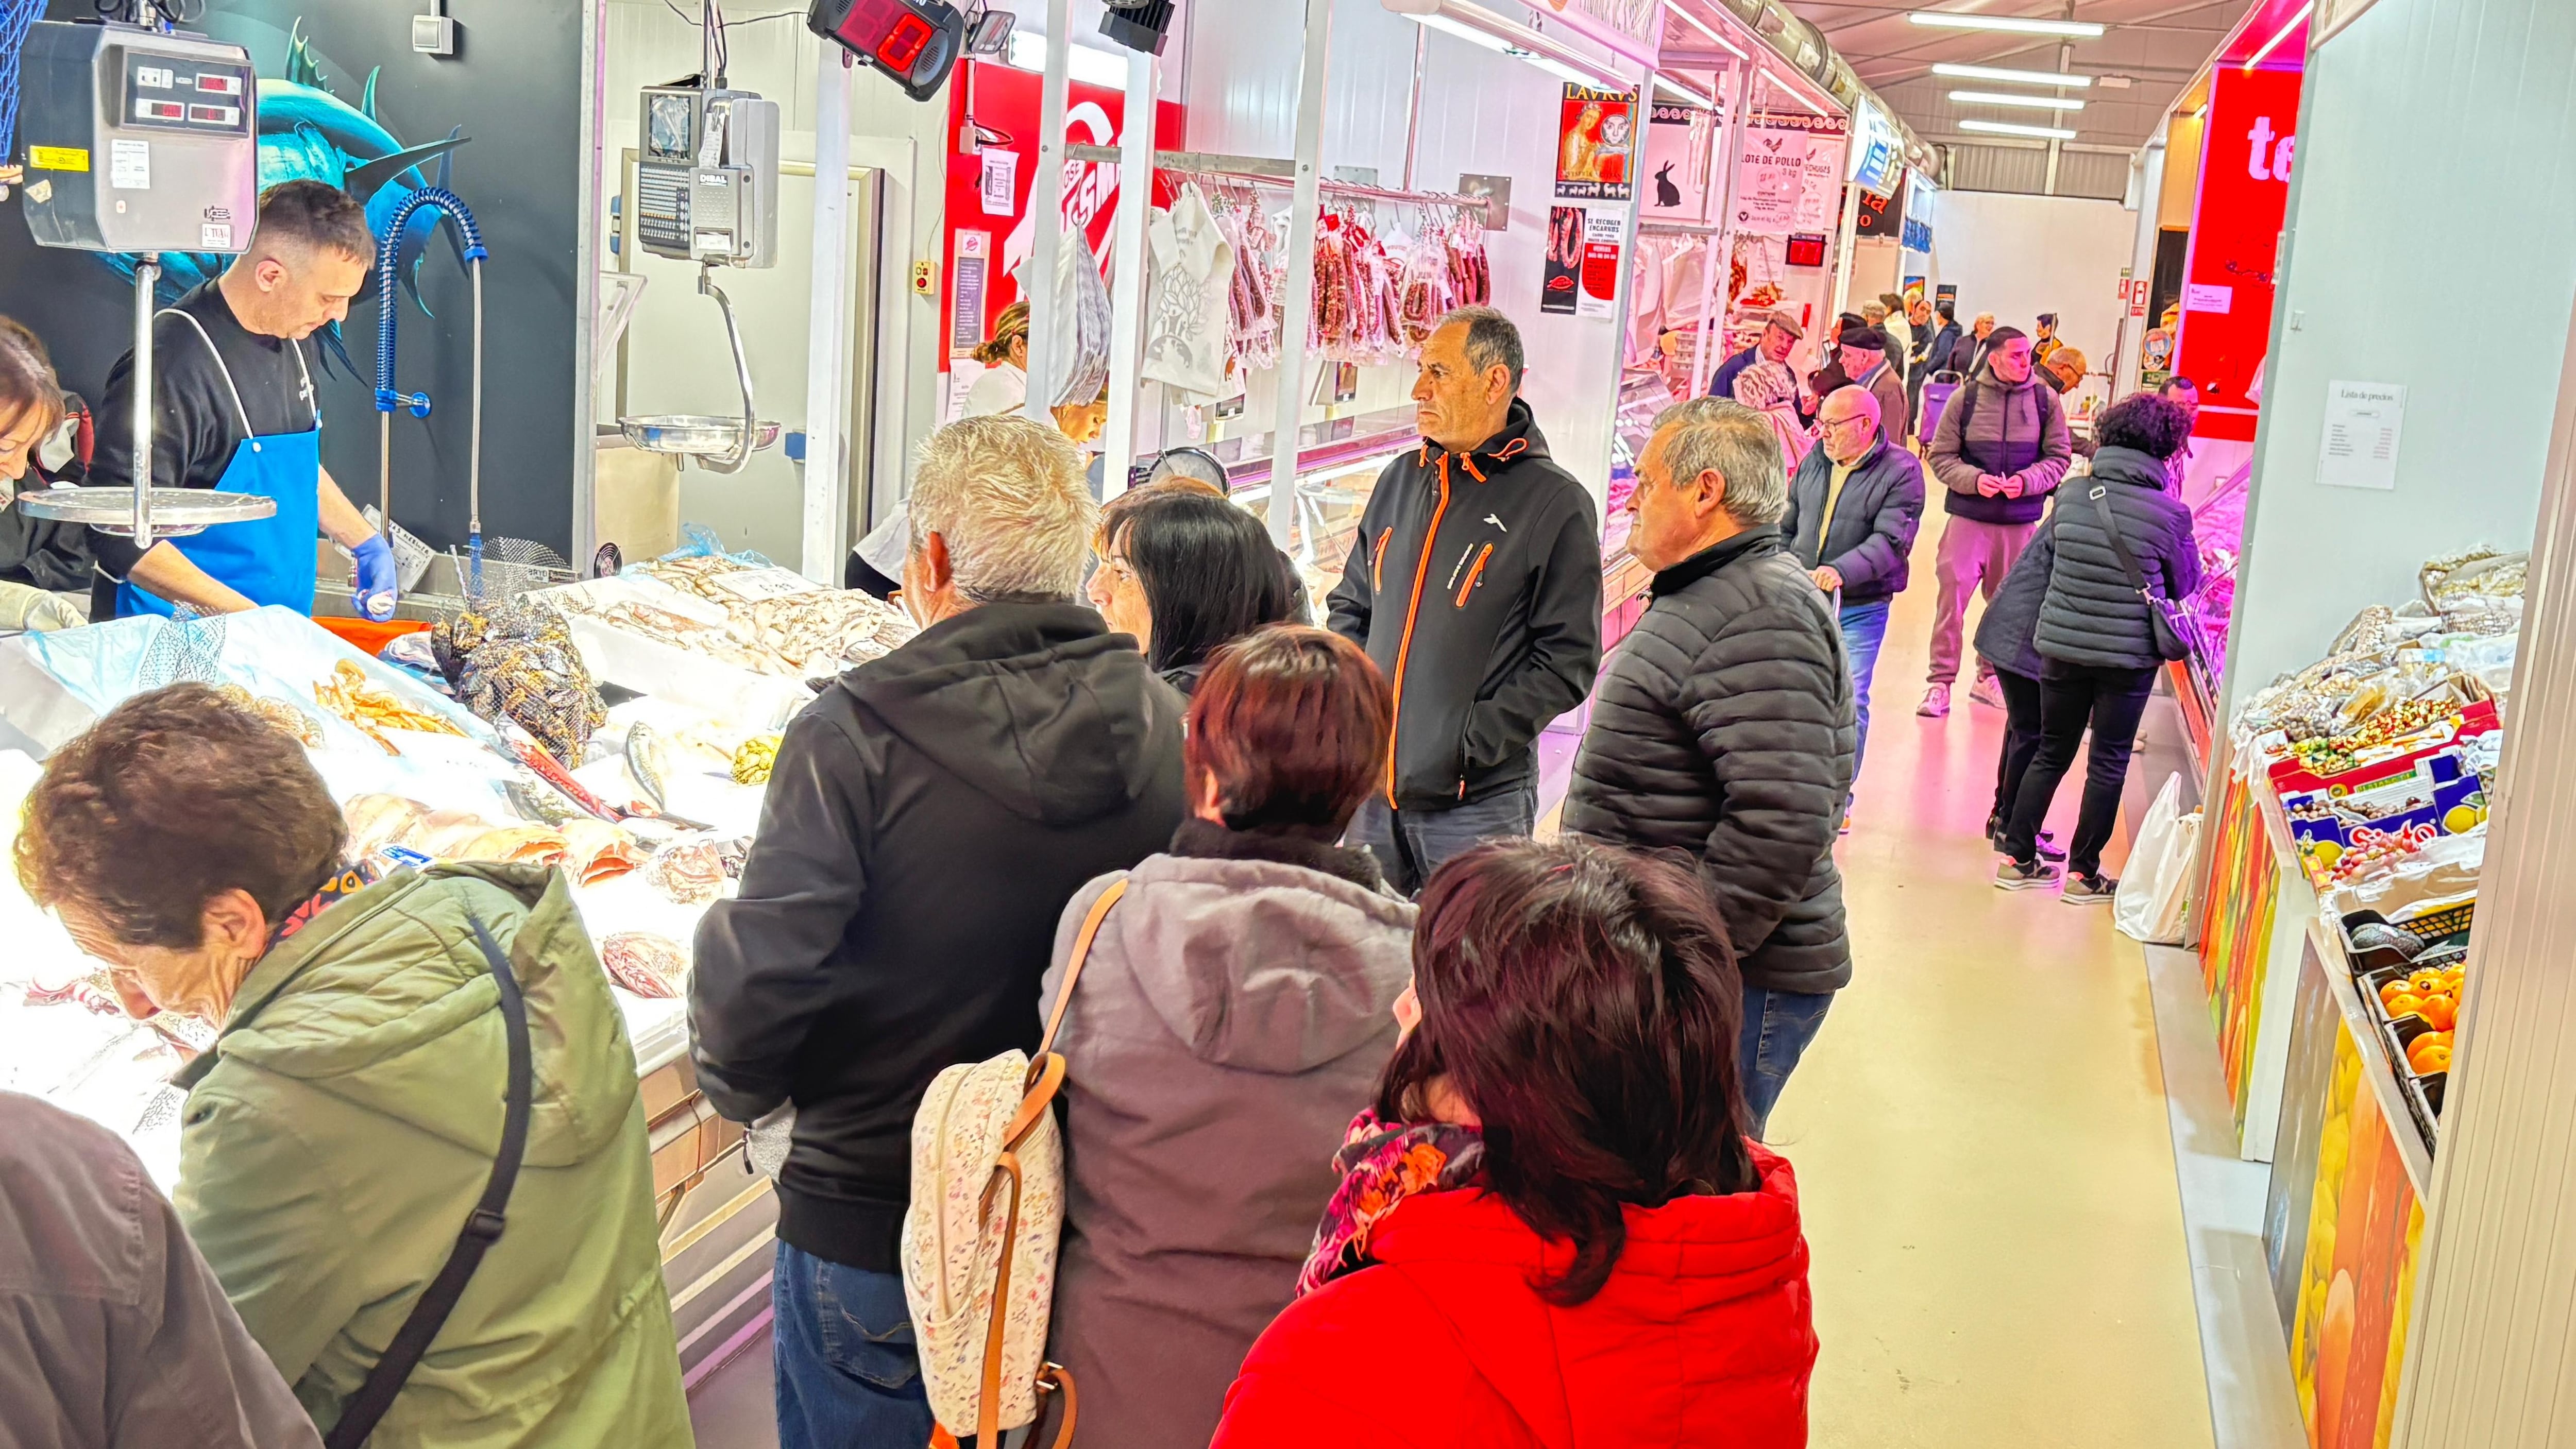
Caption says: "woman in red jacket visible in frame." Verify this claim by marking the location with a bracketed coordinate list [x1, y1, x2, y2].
[1212, 836, 1819, 1448]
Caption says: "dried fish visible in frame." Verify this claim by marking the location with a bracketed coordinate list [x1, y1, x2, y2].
[506, 777, 579, 828]
[345, 794, 435, 857]
[643, 840, 726, 906]
[560, 819, 645, 886]
[626, 722, 671, 811]
[600, 931, 691, 999]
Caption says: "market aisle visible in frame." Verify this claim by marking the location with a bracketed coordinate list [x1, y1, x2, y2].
[1772, 522, 2216, 1448]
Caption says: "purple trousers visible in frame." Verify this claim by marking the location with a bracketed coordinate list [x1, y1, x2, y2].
[1927, 514, 2039, 686]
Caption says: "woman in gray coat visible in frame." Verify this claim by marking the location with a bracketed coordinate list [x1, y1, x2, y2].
[1997, 393, 2202, 901]
[1038, 625, 1413, 1449]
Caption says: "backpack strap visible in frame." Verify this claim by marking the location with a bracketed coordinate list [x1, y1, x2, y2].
[323, 916, 532, 1449]
[934, 881, 1124, 1449]
[1037, 876, 1128, 1058]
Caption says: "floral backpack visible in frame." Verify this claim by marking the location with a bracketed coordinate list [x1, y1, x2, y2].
[901, 878, 1126, 1448]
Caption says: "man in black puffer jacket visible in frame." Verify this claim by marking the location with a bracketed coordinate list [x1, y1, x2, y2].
[1998, 393, 2202, 902]
[1565, 398, 1856, 1136]
[1331, 307, 1602, 893]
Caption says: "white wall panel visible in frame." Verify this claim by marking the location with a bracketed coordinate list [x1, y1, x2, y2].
[2217, 0, 2576, 726]
[1924, 192, 2136, 371]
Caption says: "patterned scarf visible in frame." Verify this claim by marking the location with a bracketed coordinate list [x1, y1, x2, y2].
[267, 861, 381, 950]
[1294, 1107, 1486, 1298]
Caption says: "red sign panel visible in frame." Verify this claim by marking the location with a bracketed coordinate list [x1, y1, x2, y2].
[939, 62, 1188, 372]
[2172, 63, 2302, 443]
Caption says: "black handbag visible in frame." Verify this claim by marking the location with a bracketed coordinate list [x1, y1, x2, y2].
[323, 915, 535, 1449]
[2084, 482, 2198, 664]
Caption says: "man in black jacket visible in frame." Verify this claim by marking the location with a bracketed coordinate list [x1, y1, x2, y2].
[1564, 398, 1856, 1135]
[690, 415, 1187, 1449]
[1330, 306, 1601, 893]
[1780, 385, 1924, 815]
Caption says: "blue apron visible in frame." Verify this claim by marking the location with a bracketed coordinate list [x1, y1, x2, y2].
[116, 311, 323, 619]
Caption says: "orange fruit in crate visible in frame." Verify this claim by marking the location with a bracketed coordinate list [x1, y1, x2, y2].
[2408, 1038, 2454, 1077]
[2442, 967, 2467, 992]
[2410, 969, 2449, 994]
[2418, 994, 2458, 1032]
[2385, 992, 2426, 1020]
[2378, 980, 2410, 1008]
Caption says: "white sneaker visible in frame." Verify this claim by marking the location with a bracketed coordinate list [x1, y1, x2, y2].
[1917, 684, 1951, 719]
[1968, 676, 2005, 709]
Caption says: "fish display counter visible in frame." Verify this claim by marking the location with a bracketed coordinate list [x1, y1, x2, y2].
[0, 601, 798, 1378]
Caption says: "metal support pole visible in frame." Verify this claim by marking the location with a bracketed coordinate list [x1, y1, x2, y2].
[1693, 59, 1752, 400]
[1400, 23, 1427, 194]
[2044, 6, 2074, 196]
[1828, 161, 1862, 329]
[1024, 0, 1073, 427]
[1101, 47, 1157, 497]
[1267, 0, 1333, 550]
[802, 49, 854, 583]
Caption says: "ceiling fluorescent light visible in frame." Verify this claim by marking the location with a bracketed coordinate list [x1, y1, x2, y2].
[1409, 11, 1625, 92]
[1668, 3, 1750, 59]
[1950, 89, 2084, 110]
[1005, 30, 1129, 88]
[1930, 61, 2092, 87]
[1908, 11, 2106, 37]
[1655, 74, 1717, 108]
[2243, 0, 2314, 71]
[1959, 117, 2079, 139]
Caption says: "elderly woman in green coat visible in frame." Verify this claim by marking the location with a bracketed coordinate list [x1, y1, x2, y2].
[15, 684, 691, 1449]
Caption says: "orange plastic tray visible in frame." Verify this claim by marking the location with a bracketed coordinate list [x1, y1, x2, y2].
[314, 616, 431, 655]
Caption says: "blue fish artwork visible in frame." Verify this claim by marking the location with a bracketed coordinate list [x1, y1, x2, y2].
[98, 20, 473, 380]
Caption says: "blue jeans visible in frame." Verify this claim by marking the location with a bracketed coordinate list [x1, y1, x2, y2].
[1346, 778, 1538, 896]
[1738, 986, 1834, 1138]
[773, 1243, 935, 1449]
[1839, 598, 1892, 799]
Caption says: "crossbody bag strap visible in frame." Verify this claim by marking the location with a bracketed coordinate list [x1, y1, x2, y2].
[1037, 876, 1127, 1059]
[323, 916, 534, 1449]
[2084, 483, 2160, 601]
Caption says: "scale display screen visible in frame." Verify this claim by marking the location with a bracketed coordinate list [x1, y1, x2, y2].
[647, 93, 696, 161]
[121, 49, 252, 134]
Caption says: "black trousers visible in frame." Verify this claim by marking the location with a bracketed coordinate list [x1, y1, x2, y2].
[2004, 661, 2157, 878]
[1988, 667, 2045, 832]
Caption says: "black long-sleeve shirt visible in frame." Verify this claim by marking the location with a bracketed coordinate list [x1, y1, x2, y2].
[83, 281, 319, 616]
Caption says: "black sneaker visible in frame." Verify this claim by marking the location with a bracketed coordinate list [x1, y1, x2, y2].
[2062, 872, 2117, 904]
[1988, 825, 2069, 863]
[1995, 859, 2062, 892]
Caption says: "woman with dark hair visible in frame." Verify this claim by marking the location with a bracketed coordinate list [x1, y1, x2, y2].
[15, 684, 692, 1447]
[1997, 392, 2202, 901]
[1088, 489, 1299, 694]
[0, 317, 92, 627]
[1041, 625, 1414, 1449]
[1212, 836, 1818, 1448]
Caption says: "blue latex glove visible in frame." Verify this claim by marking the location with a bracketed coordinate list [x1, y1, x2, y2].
[351, 534, 399, 621]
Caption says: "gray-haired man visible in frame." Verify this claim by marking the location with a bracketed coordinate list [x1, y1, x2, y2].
[1563, 399, 1857, 1136]
[1330, 306, 1602, 893]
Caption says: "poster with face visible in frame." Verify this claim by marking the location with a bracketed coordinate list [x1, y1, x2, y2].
[1556, 84, 1636, 202]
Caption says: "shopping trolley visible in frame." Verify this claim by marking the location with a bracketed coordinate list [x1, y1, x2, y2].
[1918, 369, 1964, 444]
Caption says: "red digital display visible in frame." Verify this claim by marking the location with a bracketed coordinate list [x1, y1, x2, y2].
[879, 13, 935, 69]
[196, 74, 242, 96]
[135, 99, 184, 121]
[1784, 233, 1827, 268]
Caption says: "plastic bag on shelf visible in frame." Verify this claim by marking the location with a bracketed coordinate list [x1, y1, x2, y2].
[2115, 774, 2200, 945]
